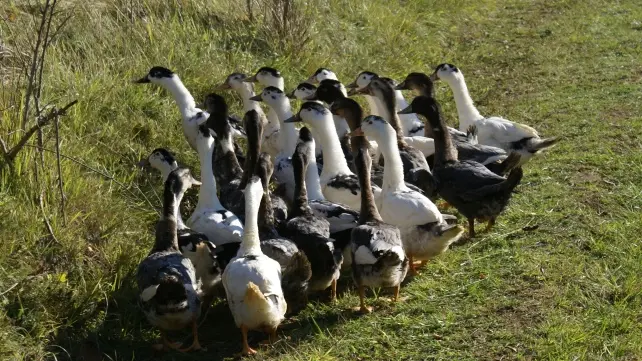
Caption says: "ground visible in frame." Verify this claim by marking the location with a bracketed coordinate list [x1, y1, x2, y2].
[0, 0, 640, 360]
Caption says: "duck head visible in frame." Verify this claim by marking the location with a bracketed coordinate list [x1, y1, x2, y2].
[249, 86, 290, 110]
[431, 63, 461, 82]
[289, 82, 317, 100]
[313, 79, 346, 104]
[284, 102, 331, 129]
[329, 98, 363, 131]
[306, 67, 338, 84]
[169, 167, 202, 194]
[245, 67, 283, 88]
[396, 72, 435, 96]
[134, 66, 175, 85]
[400, 96, 442, 129]
[346, 71, 378, 96]
[356, 115, 391, 141]
[216, 72, 250, 91]
[139, 148, 178, 172]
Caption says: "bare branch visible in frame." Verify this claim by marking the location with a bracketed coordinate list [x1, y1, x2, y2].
[5, 100, 78, 162]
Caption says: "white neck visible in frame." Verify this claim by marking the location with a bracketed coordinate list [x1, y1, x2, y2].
[333, 115, 350, 138]
[365, 95, 383, 117]
[446, 74, 482, 130]
[312, 117, 353, 177]
[272, 102, 298, 156]
[237, 85, 264, 114]
[375, 127, 406, 191]
[239, 187, 262, 255]
[219, 130, 235, 153]
[394, 90, 410, 110]
[163, 76, 197, 120]
[174, 191, 187, 230]
[195, 139, 224, 210]
[305, 150, 325, 201]
[263, 78, 285, 91]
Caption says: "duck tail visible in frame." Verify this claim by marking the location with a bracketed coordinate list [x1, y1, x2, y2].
[504, 166, 524, 193]
[376, 247, 405, 268]
[244, 282, 271, 312]
[282, 251, 312, 285]
[525, 136, 559, 153]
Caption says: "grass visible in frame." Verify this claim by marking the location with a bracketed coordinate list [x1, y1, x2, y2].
[1, 0, 641, 359]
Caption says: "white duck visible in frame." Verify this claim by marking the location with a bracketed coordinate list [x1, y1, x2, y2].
[306, 67, 340, 84]
[431, 63, 558, 165]
[356, 115, 465, 274]
[187, 124, 244, 247]
[135, 67, 209, 151]
[285, 102, 382, 211]
[287, 82, 324, 157]
[222, 176, 287, 356]
[249, 86, 299, 204]
[216, 72, 280, 159]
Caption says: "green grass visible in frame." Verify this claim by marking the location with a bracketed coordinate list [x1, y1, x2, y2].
[1, 0, 641, 359]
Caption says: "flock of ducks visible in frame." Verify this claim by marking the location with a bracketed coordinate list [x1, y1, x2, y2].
[133, 64, 557, 355]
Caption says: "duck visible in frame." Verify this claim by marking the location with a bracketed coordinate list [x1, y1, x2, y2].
[347, 131, 408, 313]
[215, 72, 280, 159]
[285, 101, 382, 212]
[187, 124, 244, 247]
[222, 176, 287, 356]
[249, 86, 300, 204]
[379, 77, 425, 137]
[357, 78, 436, 197]
[400, 94, 521, 176]
[284, 130, 343, 300]
[254, 151, 312, 314]
[297, 126, 359, 269]
[430, 63, 558, 165]
[346, 71, 384, 117]
[137, 167, 204, 352]
[288, 81, 318, 100]
[139, 148, 236, 297]
[135, 67, 209, 151]
[417, 95, 524, 238]
[355, 115, 465, 274]
[244, 67, 286, 159]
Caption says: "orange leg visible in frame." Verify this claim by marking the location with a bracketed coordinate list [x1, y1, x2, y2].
[152, 331, 182, 351]
[392, 285, 401, 302]
[484, 218, 496, 232]
[239, 325, 257, 356]
[178, 318, 203, 352]
[352, 285, 373, 313]
[409, 255, 419, 276]
[330, 278, 337, 302]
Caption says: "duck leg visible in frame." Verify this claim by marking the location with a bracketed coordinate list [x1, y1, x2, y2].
[330, 278, 337, 302]
[239, 325, 257, 356]
[152, 331, 182, 351]
[468, 218, 476, 238]
[409, 255, 419, 276]
[178, 318, 203, 352]
[260, 328, 279, 346]
[352, 285, 373, 313]
[392, 285, 401, 302]
[484, 218, 496, 232]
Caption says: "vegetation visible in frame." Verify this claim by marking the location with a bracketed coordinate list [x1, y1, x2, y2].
[1, 0, 641, 359]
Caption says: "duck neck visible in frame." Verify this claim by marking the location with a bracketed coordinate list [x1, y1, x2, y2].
[240, 190, 262, 255]
[196, 140, 224, 210]
[378, 92, 406, 145]
[364, 95, 382, 116]
[305, 153, 325, 201]
[154, 183, 180, 252]
[174, 191, 188, 230]
[257, 183, 275, 232]
[446, 74, 482, 130]
[394, 90, 410, 110]
[427, 112, 458, 167]
[314, 119, 352, 177]
[355, 142, 382, 223]
[293, 156, 311, 216]
[273, 102, 298, 156]
[333, 115, 350, 138]
[238, 84, 263, 114]
[164, 76, 197, 120]
[376, 130, 406, 191]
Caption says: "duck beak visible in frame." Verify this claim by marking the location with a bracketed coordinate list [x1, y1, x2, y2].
[134, 75, 150, 84]
[346, 82, 357, 89]
[214, 83, 231, 90]
[395, 81, 408, 90]
[304, 93, 318, 101]
[429, 72, 438, 81]
[286, 89, 296, 99]
[283, 114, 301, 123]
[306, 75, 318, 84]
[244, 75, 258, 83]
[346, 88, 359, 96]
[137, 158, 150, 167]
[249, 94, 263, 101]
[398, 105, 414, 114]
[348, 127, 364, 137]
[190, 176, 202, 186]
